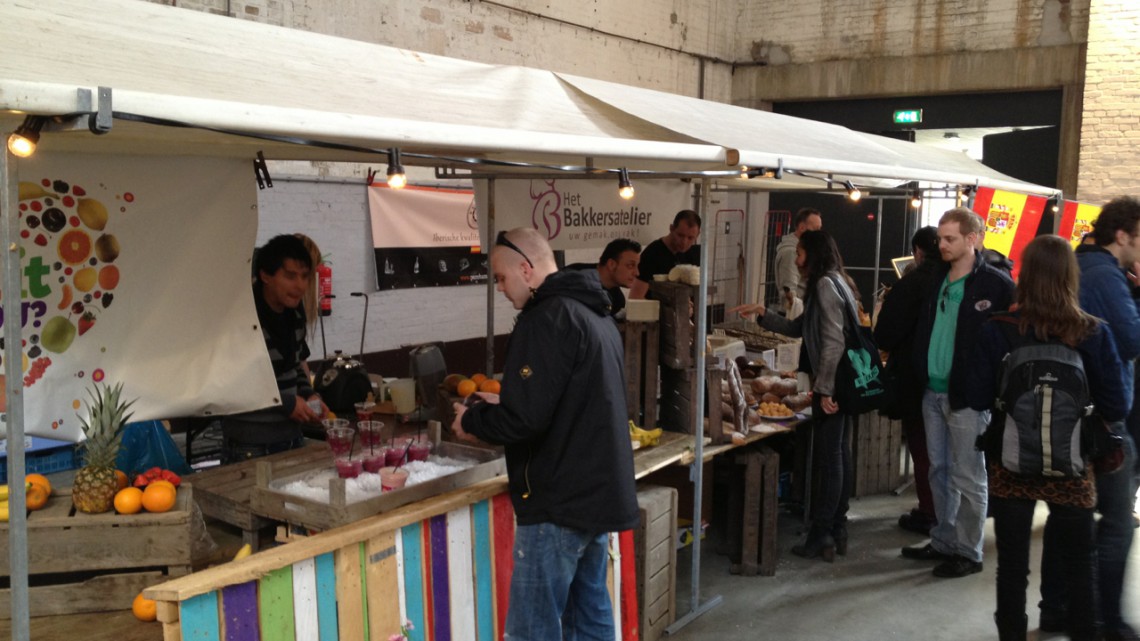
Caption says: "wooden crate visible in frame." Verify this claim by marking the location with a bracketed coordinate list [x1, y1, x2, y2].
[853, 412, 904, 497]
[250, 441, 505, 531]
[659, 366, 697, 434]
[621, 319, 661, 431]
[634, 484, 677, 641]
[0, 484, 194, 618]
[648, 281, 698, 369]
[725, 446, 779, 576]
[191, 442, 329, 550]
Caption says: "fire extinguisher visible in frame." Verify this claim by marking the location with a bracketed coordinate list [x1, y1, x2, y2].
[318, 256, 333, 317]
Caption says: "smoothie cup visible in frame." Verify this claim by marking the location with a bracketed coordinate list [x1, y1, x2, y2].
[407, 435, 432, 462]
[362, 450, 387, 474]
[354, 401, 376, 423]
[326, 426, 355, 459]
[384, 439, 409, 467]
[322, 418, 350, 432]
[379, 466, 409, 491]
[334, 458, 363, 479]
[357, 421, 385, 452]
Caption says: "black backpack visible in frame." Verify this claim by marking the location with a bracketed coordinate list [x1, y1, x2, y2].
[988, 316, 1093, 478]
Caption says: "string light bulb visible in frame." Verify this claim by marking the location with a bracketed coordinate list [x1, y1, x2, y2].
[7, 116, 45, 158]
[618, 167, 634, 200]
[386, 148, 407, 189]
[844, 181, 861, 202]
[911, 191, 922, 209]
[739, 165, 750, 179]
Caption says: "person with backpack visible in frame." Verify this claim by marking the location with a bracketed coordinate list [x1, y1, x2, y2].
[966, 234, 1127, 641]
[1039, 196, 1140, 641]
[731, 230, 858, 562]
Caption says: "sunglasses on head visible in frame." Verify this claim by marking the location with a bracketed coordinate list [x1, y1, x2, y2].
[496, 231, 534, 268]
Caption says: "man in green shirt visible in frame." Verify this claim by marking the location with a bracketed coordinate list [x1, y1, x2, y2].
[901, 208, 1014, 578]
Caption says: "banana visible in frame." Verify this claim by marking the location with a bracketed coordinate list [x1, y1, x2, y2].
[628, 421, 663, 447]
[0, 485, 8, 502]
[232, 543, 252, 561]
[0, 503, 8, 523]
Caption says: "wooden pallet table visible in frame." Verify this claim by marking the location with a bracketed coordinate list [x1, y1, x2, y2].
[190, 442, 329, 550]
[0, 484, 194, 618]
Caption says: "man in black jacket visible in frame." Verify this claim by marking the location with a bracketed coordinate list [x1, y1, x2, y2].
[452, 227, 639, 640]
[901, 208, 1014, 578]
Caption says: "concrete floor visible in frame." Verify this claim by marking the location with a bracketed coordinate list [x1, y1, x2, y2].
[665, 492, 1140, 641]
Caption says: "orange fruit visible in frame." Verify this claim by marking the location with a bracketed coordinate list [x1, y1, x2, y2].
[98, 264, 120, 290]
[479, 379, 501, 394]
[442, 374, 466, 394]
[26, 473, 52, 497]
[58, 230, 92, 265]
[147, 479, 176, 492]
[26, 484, 49, 511]
[114, 469, 129, 490]
[141, 483, 176, 513]
[470, 373, 488, 386]
[132, 592, 157, 622]
[456, 379, 478, 398]
[114, 487, 144, 514]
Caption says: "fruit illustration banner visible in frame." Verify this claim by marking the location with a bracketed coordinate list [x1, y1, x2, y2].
[473, 178, 689, 251]
[1058, 200, 1103, 247]
[3, 152, 280, 441]
[971, 187, 1046, 281]
[368, 184, 489, 289]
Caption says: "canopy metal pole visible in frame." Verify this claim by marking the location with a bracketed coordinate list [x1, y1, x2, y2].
[3, 146, 31, 641]
[485, 178, 496, 375]
[872, 197, 884, 299]
[666, 178, 723, 634]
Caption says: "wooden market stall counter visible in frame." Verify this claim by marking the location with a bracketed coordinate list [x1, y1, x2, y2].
[143, 431, 703, 641]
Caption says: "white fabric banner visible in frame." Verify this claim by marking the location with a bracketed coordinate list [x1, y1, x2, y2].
[474, 179, 690, 251]
[4, 153, 279, 440]
[368, 185, 479, 248]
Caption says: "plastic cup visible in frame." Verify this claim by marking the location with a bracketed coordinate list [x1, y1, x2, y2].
[358, 421, 385, 451]
[407, 435, 432, 462]
[384, 440, 409, 467]
[335, 458, 363, 479]
[362, 452, 387, 474]
[379, 466, 409, 491]
[326, 426, 355, 459]
[322, 418, 350, 432]
[354, 401, 376, 422]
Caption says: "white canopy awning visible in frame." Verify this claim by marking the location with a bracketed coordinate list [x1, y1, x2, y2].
[0, 0, 1054, 195]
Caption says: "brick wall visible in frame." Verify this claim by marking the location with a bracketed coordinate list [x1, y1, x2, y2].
[1077, 0, 1140, 204]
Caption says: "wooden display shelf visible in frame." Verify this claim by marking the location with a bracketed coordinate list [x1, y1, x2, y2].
[0, 484, 194, 618]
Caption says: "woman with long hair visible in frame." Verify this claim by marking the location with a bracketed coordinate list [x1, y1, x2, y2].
[732, 229, 857, 561]
[966, 235, 1126, 641]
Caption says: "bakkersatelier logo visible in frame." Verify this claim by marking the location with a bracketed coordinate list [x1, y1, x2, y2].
[466, 199, 478, 230]
[530, 179, 562, 240]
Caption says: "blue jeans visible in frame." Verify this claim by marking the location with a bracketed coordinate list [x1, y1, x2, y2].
[505, 523, 613, 641]
[922, 390, 990, 562]
[1041, 425, 1136, 630]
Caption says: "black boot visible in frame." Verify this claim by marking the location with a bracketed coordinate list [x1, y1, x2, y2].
[994, 612, 1027, 641]
[832, 523, 848, 556]
[791, 526, 835, 562]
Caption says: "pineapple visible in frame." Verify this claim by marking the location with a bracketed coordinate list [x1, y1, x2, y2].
[72, 382, 135, 514]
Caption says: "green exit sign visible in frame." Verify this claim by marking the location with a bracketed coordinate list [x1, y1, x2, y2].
[894, 109, 923, 124]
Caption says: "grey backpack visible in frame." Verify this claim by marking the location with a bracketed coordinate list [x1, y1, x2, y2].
[991, 317, 1093, 478]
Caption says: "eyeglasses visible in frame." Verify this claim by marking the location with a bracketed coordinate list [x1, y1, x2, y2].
[496, 231, 534, 268]
[940, 285, 950, 313]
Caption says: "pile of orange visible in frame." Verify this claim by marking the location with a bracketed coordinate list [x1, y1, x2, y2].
[132, 592, 157, 622]
[25, 473, 52, 511]
[444, 372, 502, 398]
[113, 478, 176, 514]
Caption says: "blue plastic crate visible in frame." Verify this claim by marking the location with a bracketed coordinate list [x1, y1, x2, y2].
[0, 441, 77, 484]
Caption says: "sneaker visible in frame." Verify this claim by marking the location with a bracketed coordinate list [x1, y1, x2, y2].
[1037, 607, 1066, 633]
[898, 510, 934, 535]
[932, 555, 983, 578]
[901, 542, 953, 561]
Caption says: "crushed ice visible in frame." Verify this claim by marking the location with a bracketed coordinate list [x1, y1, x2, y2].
[273, 455, 477, 504]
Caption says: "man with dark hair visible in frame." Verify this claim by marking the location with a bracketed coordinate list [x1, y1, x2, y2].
[774, 208, 823, 305]
[875, 226, 942, 536]
[1039, 196, 1140, 641]
[629, 210, 701, 299]
[565, 238, 641, 317]
[902, 207, 1014, 578]
[452, 227, 638, 640]
[222, 234, 328, 462]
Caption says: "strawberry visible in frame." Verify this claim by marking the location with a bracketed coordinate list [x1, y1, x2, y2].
[77, 311, 96, 336]
[161, 470, 182, 487]
[133, 475, 148, 488]
[145, 467, 163, 480]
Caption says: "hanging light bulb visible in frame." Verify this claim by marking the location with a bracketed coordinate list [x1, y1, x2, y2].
[7, 116, 45, 158]
[911, 191, 922, 209]
[386, 148, 407, 189]
[618, 167, 634, 200]
[739, 165, 750, 179]
[844, 180, 861, 202]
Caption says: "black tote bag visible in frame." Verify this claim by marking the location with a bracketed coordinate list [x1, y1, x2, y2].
[827, 275, 892, 414]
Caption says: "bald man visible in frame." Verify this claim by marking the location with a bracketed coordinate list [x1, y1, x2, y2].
[451, 227, 638, 640]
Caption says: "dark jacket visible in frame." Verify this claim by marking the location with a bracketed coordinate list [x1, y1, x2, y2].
[914, 251, 1015, 409]
[462, 269, 639, 534]
[965, 312, 1127, 423]
[874, 257, 942, 420]
[1075, 244, 1140, 410]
